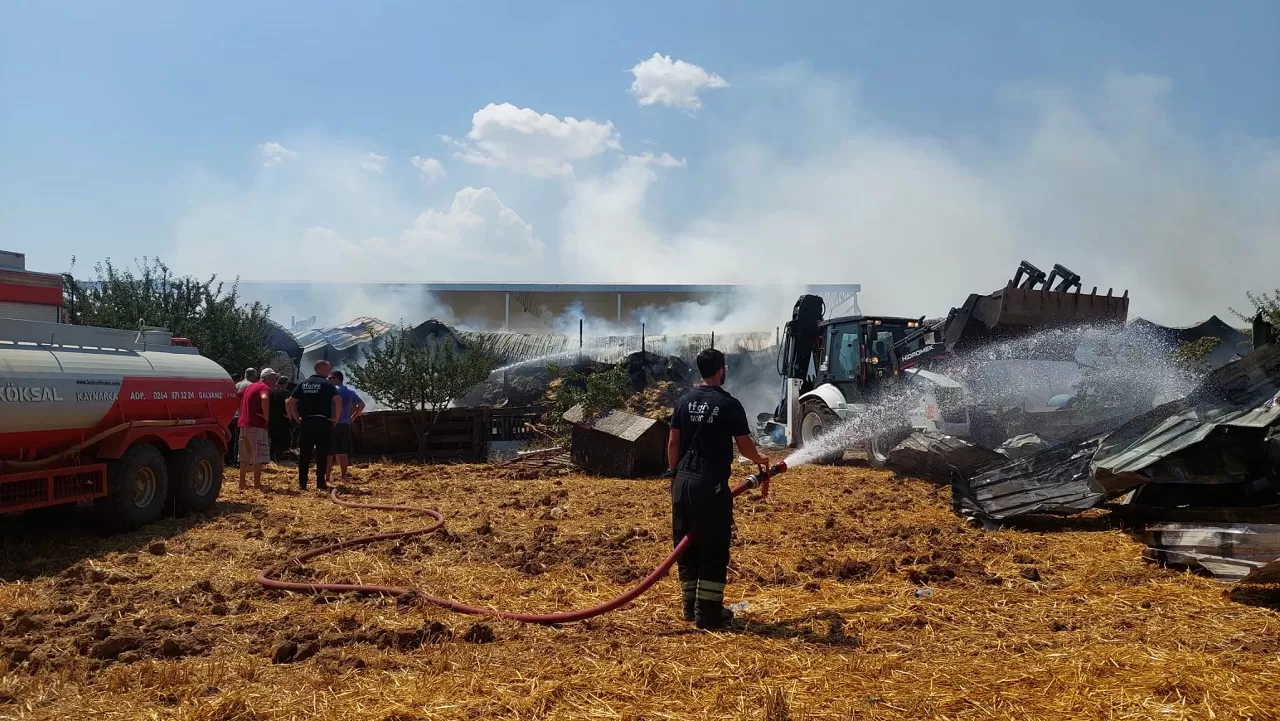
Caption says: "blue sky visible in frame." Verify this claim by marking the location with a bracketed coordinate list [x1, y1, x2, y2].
[1, 1, 1277, 323]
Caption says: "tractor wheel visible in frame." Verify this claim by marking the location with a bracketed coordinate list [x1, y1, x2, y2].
[798, 398, 843, 463]
[96, 444, 170, 532]
[867, 427, 912, 469]
[167, 438, 224, 514]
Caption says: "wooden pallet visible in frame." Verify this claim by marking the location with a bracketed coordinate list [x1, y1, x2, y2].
[493, 447, 575, 479]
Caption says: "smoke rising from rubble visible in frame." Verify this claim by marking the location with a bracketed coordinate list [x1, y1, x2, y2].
[781, 322, 1210, 466]
[559, 70, 1278, 324]
[173, 70, 1275, 330]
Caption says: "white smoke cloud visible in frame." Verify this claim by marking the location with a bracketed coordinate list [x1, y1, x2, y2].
[629, 53, 729, 112]
[562, 68, 1278, 324]
[177, 68, 1276, 329]
[447, 102, 622, 178]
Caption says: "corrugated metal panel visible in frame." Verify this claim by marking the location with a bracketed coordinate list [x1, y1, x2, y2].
[1093, 344, 1280, 491]
[296, 317, 397, 353]
[1143, 522, 1280, 581]
[0, 301, 58, 323]
[951, 436, 1108, 522]
[466, 330, 776, 367]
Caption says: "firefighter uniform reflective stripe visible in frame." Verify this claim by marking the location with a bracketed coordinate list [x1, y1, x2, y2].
[672, 467, 733, 617]
[695, 579, 725, 602]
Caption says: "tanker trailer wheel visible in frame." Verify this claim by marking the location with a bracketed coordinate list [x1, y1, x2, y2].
[96, 444, 170, 532]
[798, 398, 843, 463]
[167, 438, 223, 514]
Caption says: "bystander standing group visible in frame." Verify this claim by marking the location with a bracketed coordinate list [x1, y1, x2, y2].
[225, 361, 366, 493]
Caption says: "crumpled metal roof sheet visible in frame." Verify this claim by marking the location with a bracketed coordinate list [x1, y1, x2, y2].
[951, 435, 1109, 522]
[294, 317, 397, 353]
[1092, 344, 1280, 492]
[457, 330, 777, 366]
[1143, 522, 1280, 581]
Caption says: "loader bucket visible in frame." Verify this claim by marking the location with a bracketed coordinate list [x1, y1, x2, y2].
[943, 261, 1130, 355]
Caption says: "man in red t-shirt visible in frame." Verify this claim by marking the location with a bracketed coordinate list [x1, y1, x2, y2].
[238, 368, 277, 490]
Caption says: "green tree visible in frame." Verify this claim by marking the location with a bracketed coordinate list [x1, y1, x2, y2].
[1230, 289, 1280, 328]
[546, 362, 631, 421]
[1229, 289, 1279, 351]
[1171, 336, 1222, 374]
[62, 256, 274, 374]
[348, 330, 499, 454]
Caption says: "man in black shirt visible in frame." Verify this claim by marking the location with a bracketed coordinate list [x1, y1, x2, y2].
[667, 348, 769, 629]
[286, 360, 342, 491]
[268, 376, 294, 462]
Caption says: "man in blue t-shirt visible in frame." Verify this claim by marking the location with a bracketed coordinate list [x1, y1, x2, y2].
[328, 370, 366, 482]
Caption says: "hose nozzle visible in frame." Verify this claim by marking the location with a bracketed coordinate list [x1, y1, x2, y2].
[744, 461, 788, 498]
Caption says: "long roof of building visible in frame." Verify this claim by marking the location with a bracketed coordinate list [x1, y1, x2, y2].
[237, 281, 860, 293]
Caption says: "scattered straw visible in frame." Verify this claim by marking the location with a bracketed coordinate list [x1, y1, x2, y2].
[1, 461, 1279, 720]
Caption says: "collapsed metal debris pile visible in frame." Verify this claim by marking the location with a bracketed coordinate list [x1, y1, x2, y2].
[931, 336, 1280, 581]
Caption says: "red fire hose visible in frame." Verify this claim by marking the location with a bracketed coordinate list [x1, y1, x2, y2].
[257, 462, 785, 624]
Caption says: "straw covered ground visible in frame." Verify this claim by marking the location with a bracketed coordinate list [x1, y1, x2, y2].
[2, 460, 1279, 720]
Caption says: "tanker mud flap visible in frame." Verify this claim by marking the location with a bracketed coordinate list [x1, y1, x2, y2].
[96, 444, 169, 532]
[167, 438, 223, 514]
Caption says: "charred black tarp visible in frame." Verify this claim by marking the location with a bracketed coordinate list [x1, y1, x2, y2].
[951, 436, 1108, 522]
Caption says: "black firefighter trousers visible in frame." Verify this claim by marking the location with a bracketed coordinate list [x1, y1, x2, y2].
[671, 466, 733, 615]
[298, 416, 333, 489]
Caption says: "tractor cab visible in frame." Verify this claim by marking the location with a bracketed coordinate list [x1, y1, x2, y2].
[814, 315, 927, 403]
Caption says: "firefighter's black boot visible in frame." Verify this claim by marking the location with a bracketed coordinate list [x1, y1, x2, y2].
[694, 599, 734, 630]
[681, 579, 697, 622]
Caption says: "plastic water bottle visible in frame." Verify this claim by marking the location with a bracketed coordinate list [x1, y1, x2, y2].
[727, 601, 750, 613]
[913, 588, 935, 599]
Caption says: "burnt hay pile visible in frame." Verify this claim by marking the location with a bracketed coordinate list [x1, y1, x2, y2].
[1, 462, 1278, 720]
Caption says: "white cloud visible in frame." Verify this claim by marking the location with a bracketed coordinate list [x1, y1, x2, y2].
[450, 102, 621, 178]
[402, 186, 542, 260]
[628, 152, 686, 168]
[173, 137, 543, 285]
[629, 53, 729, 112]
[359, 152, 388, 174]
[411, 155, 446, 181]
[259, 141, 295, 167]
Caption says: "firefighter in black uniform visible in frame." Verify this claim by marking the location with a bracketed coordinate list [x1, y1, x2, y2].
[666, 348, 769, 629]
[286, 360, 342, 491]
